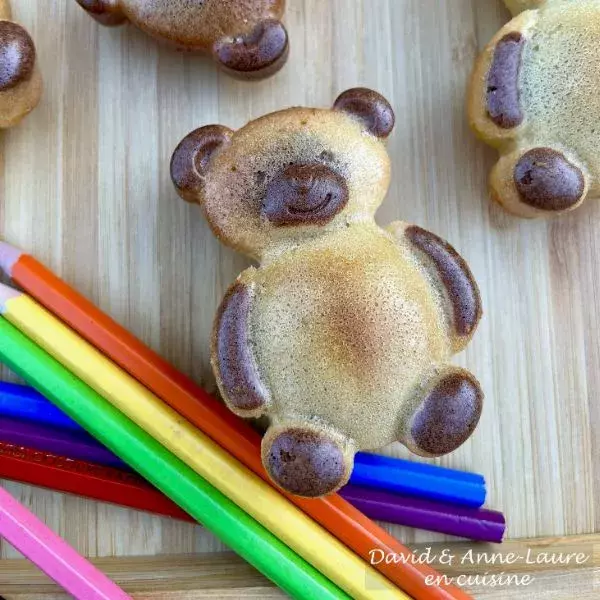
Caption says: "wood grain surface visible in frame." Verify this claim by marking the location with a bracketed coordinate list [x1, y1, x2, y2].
[0, 0, 598, 596]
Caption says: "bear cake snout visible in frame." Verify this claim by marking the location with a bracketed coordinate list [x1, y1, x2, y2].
[0, 21, 36, 92]
[262, 426, 352, 497]
[262, 164, 349, 226]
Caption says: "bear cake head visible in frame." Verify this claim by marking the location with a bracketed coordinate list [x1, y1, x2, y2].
[75, 0, 289, 79]
[0, 0, 42, 128]
[468, 0, 600, 217]
[172, 89, 483, 497]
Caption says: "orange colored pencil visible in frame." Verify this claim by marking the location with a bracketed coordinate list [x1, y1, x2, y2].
[0, 240, 471, 600]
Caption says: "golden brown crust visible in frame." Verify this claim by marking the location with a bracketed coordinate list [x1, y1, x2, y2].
[175, 91, 482, 496]
[468, 1, 600, 217]
[0, 2, 42, 128]
[76, 0, 288, 78]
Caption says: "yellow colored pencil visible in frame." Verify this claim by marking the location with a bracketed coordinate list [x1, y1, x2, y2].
[0, 283, 409, 600]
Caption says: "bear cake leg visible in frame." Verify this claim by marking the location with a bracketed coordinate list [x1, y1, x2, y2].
[262, 421, 355, 498]
[212, 20, 289, 80]
[0, 21, 35, 92]
[490, 146, 588, 217]
[401, 367, 483, 457]
[74, 0, 127, 26]
[0, 11, 43, 129]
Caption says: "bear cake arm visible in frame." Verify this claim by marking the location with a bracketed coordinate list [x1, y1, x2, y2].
[387, 222, 482, 352]
[468, 13, 535, 144]
[211, 273, 271, 419]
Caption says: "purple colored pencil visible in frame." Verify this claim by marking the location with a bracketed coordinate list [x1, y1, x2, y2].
[339, 485, 506, 543]
[0, 417, 129, 470]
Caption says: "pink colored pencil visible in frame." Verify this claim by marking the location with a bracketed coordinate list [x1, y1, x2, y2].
[0, 485, 131, 600]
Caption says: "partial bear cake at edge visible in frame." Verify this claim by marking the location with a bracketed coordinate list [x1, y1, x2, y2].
[171, 88, 483, 498]
[74, 0, 289, 80]
[0, 0, 43, 128]
[468, 0, 600, 218]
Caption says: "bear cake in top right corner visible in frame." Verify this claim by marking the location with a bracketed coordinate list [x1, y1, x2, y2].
[468, 0, 600, 218]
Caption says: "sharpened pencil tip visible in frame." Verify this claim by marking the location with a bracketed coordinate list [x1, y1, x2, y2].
[0, 240, 24, 277]
[0, 280, 22, 310]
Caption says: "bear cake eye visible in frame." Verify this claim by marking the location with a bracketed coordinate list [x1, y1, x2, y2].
[262, 164, 349, 226]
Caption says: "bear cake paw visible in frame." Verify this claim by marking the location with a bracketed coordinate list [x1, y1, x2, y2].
[0, 0, 42, 128]
[75, 0, 289, 79]
[172, 88, 483, 497]
[468, 0, 600, 217]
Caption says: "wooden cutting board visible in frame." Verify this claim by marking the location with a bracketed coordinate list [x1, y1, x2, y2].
[1, 0, 598, 596]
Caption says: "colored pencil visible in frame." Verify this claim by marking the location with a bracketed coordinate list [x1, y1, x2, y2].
[0, 317, 348, 600]
[0, 417, 128, 470]
[352, 454, 486, 508]
[340, 486, 506, 543]
[0, 285, 405, 600]
[0, 420, 500, 540]
[0, 240, 472, 600]
[0, 484, 131, 600]
[0, 441, 194, 522]
[0, 382, 487, 507]
[0, 380, 82, 431]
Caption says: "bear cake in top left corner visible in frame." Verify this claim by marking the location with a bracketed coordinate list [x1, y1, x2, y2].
[0, 0, 42, 128]
[75, 0, 289, 80]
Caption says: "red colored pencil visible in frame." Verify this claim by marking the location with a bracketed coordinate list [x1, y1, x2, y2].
[0, 240, 471, 600]
[0, 441, 193, 522]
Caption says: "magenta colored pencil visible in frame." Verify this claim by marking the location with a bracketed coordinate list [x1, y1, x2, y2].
[0, 485, 131, 599]
[339, 485, 505, 543]
[0, 417, 128, 470]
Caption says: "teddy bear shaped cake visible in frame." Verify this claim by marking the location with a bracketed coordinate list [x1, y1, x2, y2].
[171, 89, 484, 497]
[75, 0, 288, 79]
[468, 0, 600, 218]
[0, 0, 42, 128]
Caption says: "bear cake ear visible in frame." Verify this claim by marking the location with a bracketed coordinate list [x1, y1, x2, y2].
[170, 125, 234, 204]
[74, 0, 127, 26]
[333, 88, 395, 139]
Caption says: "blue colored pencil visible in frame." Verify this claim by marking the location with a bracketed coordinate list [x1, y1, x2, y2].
[351, 453, 486, 508]
[0, 381, 81, 431]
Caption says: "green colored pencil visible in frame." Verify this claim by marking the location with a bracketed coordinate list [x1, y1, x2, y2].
[0, 316, 349, 600]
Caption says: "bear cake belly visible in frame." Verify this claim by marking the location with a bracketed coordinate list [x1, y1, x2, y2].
[250, 234, 447, 450]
